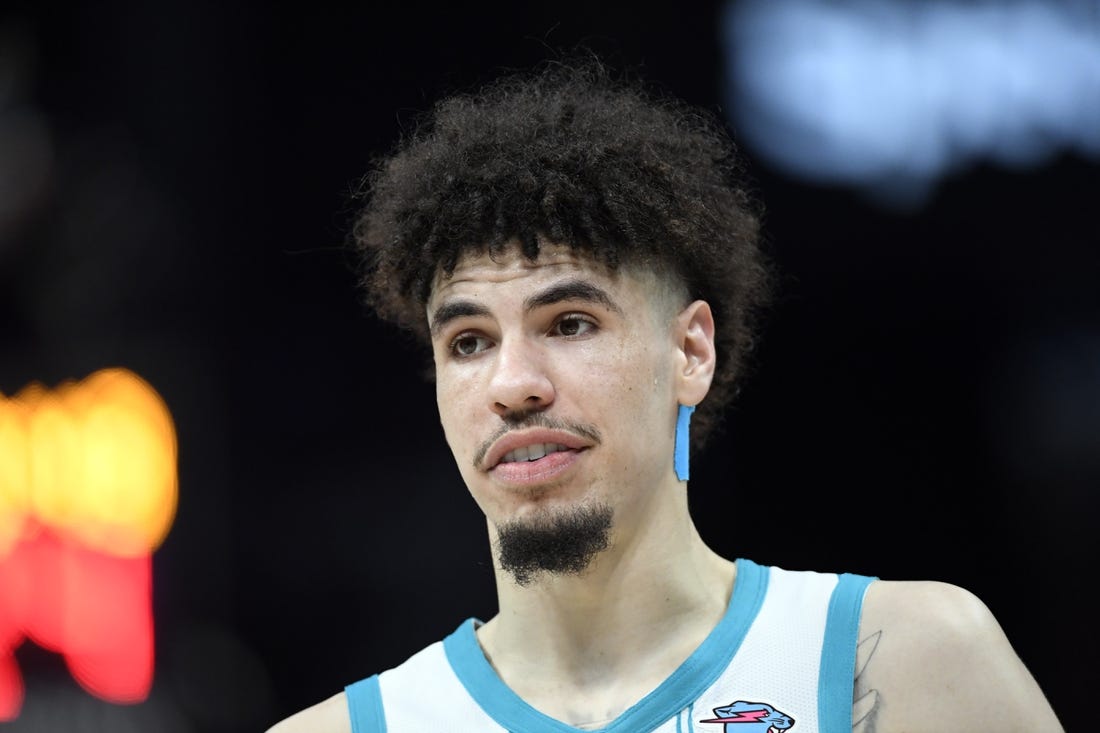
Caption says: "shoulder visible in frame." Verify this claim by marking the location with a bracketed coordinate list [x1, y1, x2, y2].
[265, 691, 351, 733]
[861, 578, 997, 642]
[858, 580, 1007, 683]
[856, 579, 1063, 731]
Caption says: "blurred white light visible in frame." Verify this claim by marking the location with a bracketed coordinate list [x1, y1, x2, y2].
[722, 0, 1100, 205]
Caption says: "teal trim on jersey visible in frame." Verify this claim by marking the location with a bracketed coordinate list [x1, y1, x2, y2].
[442, 558, 769, 733]
[345, 674, 386, 733]
[817, 572, 876, 733]
[674, 703, 695, 733]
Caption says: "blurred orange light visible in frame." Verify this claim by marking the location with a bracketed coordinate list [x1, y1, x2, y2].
[0, 368, 176, 720]
[0, 395, 30, 557]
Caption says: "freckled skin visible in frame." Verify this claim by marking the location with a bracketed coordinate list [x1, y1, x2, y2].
[413, 242, 733, 727]
[428, 244, 683, 539]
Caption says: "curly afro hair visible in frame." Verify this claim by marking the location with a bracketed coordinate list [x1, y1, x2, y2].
[351, 57, 774, 451]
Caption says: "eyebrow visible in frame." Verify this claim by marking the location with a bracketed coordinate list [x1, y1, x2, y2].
[429, 278, 624, 338]
[429, 301, 491, 337]
[524, 279, 624, 316]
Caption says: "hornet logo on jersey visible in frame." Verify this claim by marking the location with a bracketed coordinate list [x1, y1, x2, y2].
[699, 700, 794, 732]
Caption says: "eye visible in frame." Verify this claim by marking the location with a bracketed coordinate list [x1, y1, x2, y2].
[552, 314, 596, 338]
[450, 333, 493, 357]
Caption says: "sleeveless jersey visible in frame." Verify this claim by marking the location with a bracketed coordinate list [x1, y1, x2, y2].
[344, 558, 876, 733]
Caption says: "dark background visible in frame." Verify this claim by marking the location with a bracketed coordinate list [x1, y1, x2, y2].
[1, 1, 1094, 730]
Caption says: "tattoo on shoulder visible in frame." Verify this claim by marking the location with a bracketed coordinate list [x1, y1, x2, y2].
[852, 630, 881, 733]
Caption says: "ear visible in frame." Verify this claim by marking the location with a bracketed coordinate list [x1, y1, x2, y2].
[674, 300, 716, 407]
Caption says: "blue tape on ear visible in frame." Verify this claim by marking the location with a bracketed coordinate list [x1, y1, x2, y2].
[674, 404, 695, 481]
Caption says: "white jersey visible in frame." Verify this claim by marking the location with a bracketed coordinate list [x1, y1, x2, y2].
[345, 559, 876, 733]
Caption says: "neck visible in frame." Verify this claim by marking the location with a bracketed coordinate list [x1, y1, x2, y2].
[475, 483, 735, 724]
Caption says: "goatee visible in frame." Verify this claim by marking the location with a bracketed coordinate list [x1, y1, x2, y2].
[494, 503, 613, 586]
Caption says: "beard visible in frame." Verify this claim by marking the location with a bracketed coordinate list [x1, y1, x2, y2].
[494, 503, 613, 587]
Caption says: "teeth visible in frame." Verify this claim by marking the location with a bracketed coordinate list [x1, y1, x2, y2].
[500, 443, 567, 464]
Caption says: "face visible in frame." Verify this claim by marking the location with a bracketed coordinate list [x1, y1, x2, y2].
[427, 243, 710, 563]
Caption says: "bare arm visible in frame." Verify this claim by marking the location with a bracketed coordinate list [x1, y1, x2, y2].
[854, 580, 1064, 732]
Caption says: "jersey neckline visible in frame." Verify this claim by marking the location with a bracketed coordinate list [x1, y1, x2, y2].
[442, 557, 769, 733]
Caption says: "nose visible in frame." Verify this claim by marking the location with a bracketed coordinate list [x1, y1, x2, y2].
[487, 335, 555, 417]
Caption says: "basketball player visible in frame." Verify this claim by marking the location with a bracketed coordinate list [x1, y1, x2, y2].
[266, 59, 1064, 733]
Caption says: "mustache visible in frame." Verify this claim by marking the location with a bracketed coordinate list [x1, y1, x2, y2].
[473, 413, 602, 470]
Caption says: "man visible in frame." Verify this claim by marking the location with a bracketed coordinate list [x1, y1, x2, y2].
[268, 59, 1063, 732]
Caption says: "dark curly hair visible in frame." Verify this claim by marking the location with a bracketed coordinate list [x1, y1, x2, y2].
[351, 57, 773, 451]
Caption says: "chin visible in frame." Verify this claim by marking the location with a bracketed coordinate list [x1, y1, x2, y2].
[493, 501, 615, 586]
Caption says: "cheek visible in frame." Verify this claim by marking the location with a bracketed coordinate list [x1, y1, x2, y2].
[573, 337, 671, 437]
[435, 372, 473, 448]
[584, 336, 665, 399]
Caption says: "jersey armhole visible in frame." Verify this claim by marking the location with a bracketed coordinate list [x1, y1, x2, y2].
[818, 573, 877, 733]
[345, 674, 386, 733]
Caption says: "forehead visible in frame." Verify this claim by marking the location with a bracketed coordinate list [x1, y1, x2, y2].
[428, 243, 628, 302]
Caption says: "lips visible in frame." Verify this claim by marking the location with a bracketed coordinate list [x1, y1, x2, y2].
[482, 428, 593, 473]
[498, 442, 570, 464]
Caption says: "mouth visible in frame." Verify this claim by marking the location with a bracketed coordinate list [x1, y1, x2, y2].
[498, 442, 572, 464]
[489, 444, 585, 486]
[480, 426, 598, 476]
